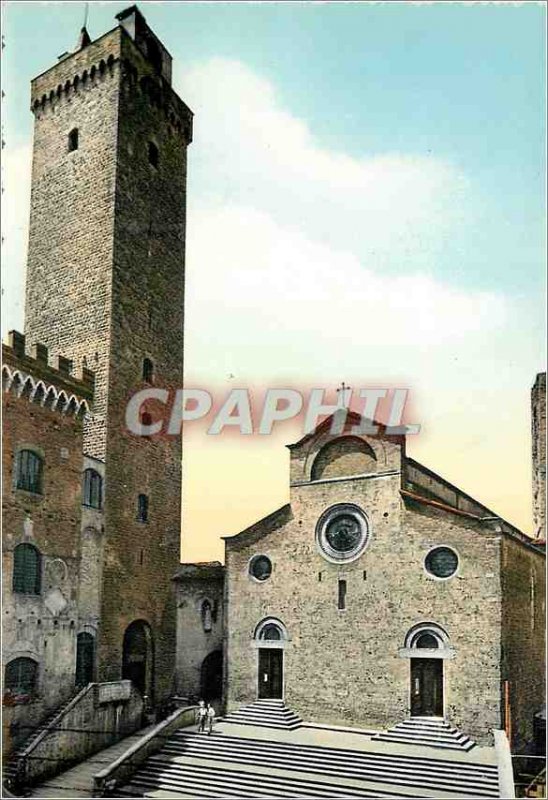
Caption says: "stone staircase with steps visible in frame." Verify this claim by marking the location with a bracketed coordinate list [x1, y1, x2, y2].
[2, 693, 79, 791]
[220, 698, 303, 730]
[118, 728, 500, 798]
[372, 718, 476, 752]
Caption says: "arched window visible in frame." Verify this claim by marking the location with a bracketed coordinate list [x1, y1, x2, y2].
[147, 142, 159, 169]
[142, 358, 154, 383]
[137, 494, 149, 522]
[260, 624, 282, 641]
[83, 469, 102, 509]
[414, 632, 439, 649]
[201, 600, 212, 633]
[16, 450, 43, 494]
[68, 127, 79, 152]
[13, 543, 41, 595]
[75, 632, 95, 687]
[4, 658, 38, 699]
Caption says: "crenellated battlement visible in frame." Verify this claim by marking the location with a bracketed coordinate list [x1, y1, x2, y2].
[30, 16, 192, 143]
[2, 331, 94, 417]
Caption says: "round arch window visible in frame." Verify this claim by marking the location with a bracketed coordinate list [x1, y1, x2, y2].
[425, 546, 459, 579]
[316, 504, 370, 563]
[249, 554, 272, 582]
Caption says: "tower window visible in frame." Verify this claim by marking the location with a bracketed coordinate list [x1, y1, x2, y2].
[142, 358, 154, 383]
[148, 141, 159, 168]
[137, 494, 149, 523]
[16, 450, 43, 494]
[83, 468, 102, 509]
[68, 128, 79, 152]
[338, 579, 347, 610]
[13, 543, 41, 595]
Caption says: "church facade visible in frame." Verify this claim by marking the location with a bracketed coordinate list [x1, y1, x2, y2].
[222, 408, 545, 751]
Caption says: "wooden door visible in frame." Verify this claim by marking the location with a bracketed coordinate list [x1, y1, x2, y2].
[410, 658, 443, 717]
[258, 649, 283, 699]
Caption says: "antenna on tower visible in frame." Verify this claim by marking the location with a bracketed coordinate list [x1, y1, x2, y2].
[83, 1, 89, 29]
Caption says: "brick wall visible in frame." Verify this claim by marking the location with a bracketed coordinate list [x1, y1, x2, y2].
[531, 372, 546, 538]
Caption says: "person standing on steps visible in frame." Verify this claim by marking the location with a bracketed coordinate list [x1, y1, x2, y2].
[206, 702, 215, 735]
[197, 700, 207, 733]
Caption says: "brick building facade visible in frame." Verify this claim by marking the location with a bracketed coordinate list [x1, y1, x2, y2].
[2, 333, 96, 753]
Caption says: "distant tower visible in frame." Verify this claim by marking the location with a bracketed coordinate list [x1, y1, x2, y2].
[24, 6, 192, 700]
[532, 372, 546, 539]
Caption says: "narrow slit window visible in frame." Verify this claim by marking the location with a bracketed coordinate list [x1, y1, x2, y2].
[148, 141, 159, 168]
[137, 493, 149, 523]
[338, 579, 347, 610]
[142, 358, 154, 383]
[68, 128, 79, 152]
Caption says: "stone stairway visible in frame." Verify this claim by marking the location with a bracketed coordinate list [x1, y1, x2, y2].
[372, 718, 476, 752]
[3, 693, 79, 791]
[220, 698, 303, 730]
[118, 728, 500, 797]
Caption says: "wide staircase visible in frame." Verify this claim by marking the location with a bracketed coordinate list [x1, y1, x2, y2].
[118, 726, 500, 798]
[220, 698, 302, 730]
[373, 717, 476, 752]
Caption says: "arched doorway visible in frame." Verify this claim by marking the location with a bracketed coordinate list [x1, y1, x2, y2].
[200, 650, 223, 701]
[122, 620, 155, 700]
[75, 632, 95, 687]
[405, 623, 450, 718]
[254, 618, 288, 700]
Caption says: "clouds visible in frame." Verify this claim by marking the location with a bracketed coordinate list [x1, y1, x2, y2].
[178, 58, 468, 272]
[175, 58, 506, 384]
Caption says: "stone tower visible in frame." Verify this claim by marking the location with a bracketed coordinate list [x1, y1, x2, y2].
[532, 372, 546, 539]
[24, 6, 192, 701]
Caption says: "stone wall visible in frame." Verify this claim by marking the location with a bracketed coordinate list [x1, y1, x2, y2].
[174, 564, 224, 702]
[501, 536, 546, 752]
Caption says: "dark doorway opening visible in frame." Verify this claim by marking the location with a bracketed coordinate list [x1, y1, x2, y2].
[411, 658, 443, 717]
[200, 650, 223, 701]
[75, 632, 95, 687]
[122, 620, 155, 700]
[258, 649, 283, 699]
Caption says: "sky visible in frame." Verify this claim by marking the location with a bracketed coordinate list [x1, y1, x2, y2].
[2, 1, 546, 561]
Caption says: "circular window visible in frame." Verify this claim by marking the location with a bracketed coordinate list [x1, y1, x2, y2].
[249, 555, 272, 582]
[425, 547, 459, 579]
[316, 504, 369, 563]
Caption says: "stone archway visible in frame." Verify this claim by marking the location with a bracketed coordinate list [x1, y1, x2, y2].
[200, 650, 223, 702]
[122, 620, 155, 701]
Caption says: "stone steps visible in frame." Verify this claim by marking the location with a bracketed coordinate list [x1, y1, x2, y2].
[220, 699, 302, 730]
[373, 718, 476, 752]
[119, 729, 499, 798]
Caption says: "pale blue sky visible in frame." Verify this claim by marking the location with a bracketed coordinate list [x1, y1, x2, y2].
[1, 2, 546, 553]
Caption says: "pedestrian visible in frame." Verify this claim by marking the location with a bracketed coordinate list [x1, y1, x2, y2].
[197, 699, 207, 733]
[206, 702, 215, 735]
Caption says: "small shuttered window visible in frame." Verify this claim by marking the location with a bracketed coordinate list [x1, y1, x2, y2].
[16, 450, 43, 494]
[83, 469, 102, 509]
[13, 543, 41, 595]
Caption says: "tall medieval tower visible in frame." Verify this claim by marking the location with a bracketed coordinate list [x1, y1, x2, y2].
[532, 372, 546, 540]
[24, 6, 192, 701]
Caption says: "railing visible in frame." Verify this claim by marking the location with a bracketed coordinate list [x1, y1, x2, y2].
[93, 704, 198, 797]
[512, 755, 547, 798]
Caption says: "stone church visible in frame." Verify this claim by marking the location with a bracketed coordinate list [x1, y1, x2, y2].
[1, 3, 545, 785]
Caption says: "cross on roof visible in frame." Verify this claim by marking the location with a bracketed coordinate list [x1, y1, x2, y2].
[337, 381, 352, 408]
